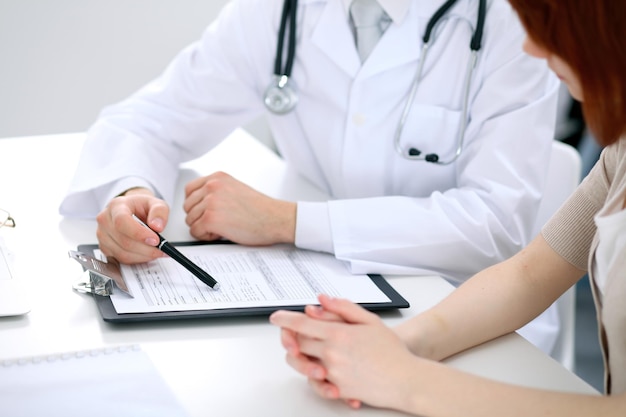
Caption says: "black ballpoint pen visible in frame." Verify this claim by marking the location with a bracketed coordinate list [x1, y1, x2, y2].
[132, 214, 220, 290]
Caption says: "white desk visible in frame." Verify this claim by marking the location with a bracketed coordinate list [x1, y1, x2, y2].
[0, 130, 597, 416]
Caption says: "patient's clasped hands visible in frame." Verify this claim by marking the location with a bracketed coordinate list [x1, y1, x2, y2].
[270, 294, 424, 412]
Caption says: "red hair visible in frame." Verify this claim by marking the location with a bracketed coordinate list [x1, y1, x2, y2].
[508, 0, 626, 146]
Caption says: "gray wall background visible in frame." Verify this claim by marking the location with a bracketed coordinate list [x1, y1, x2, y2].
[0, 0, 270, 143]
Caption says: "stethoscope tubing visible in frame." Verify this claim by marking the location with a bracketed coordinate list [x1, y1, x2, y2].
[265, 0, 487, 165]
[274, 0, 297, 78]
[394, 0, 486, 164]
[393, 43, 430, 158]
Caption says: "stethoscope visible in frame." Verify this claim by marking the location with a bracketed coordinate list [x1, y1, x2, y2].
[264, 0, 487, 165]
[263, 0, 299, 114]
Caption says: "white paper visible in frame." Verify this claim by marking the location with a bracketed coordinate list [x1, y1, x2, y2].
[0, 345, 189, 417]
[111, 244, 390, 314]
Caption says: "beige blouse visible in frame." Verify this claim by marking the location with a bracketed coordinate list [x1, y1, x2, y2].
[542, 137, 626, 395]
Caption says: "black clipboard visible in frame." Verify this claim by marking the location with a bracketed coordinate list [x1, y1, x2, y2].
[75, 242, 410, 323]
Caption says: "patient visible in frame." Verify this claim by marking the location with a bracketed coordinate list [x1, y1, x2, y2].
[270, 0, 626, 415]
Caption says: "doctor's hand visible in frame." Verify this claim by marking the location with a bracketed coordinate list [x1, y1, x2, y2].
[183, 171, 296, 246]
[270, 295, 418, 412]
[96, 188, 170, 264]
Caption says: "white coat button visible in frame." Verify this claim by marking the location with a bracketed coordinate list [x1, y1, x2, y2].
[352, 113, 366, 126]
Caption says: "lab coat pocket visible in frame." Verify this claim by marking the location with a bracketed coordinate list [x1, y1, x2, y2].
[395, 103, 462, 161]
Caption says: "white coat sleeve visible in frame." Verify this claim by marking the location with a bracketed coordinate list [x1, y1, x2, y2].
[59, 0, 275, 217]
[296, 6, 560, 284]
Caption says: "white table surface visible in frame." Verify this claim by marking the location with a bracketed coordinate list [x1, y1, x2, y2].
[0, 130, 598, 416]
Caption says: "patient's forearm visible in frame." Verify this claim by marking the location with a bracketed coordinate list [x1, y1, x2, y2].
[401, 358, 617, 417]
[396, 236, 585, 360]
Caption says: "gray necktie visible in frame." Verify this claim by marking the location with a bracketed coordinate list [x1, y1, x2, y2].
[350, 0, 388, 62]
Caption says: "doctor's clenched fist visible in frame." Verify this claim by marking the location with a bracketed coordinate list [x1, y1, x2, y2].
[183, 171, 296, 247]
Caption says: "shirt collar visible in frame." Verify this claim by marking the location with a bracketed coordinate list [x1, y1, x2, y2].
[342, 0, 411, 24]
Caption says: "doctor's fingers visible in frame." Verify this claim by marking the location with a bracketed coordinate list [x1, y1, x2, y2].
[96, 205, 164, 264]
[184, 171, 228, 197]
[183, 171, 236, 210]
[105, 192, 170, 233]
[182, 174, 238, 231]
[184, 184, 290, 245]
[95, 222, 163, 264]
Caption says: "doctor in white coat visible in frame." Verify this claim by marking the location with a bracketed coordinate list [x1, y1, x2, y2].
[61, 0, 559, 352]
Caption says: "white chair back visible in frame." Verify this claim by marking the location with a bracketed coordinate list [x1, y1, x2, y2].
[534, 140, 582, 371]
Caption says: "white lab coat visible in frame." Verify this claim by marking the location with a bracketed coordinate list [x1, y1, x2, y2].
[61, 0, 560, 351]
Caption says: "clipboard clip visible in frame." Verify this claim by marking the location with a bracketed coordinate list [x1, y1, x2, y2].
[68, 250, 131, 297]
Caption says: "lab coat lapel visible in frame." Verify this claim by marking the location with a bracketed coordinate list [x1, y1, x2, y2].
[357, 11, 421, 80]
[358, 0, 474, 80]
[309, 0, 473, 79]
[310, 0, 360, 77]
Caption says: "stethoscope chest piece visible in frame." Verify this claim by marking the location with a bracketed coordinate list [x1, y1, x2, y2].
[264, 75, 298, 114]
